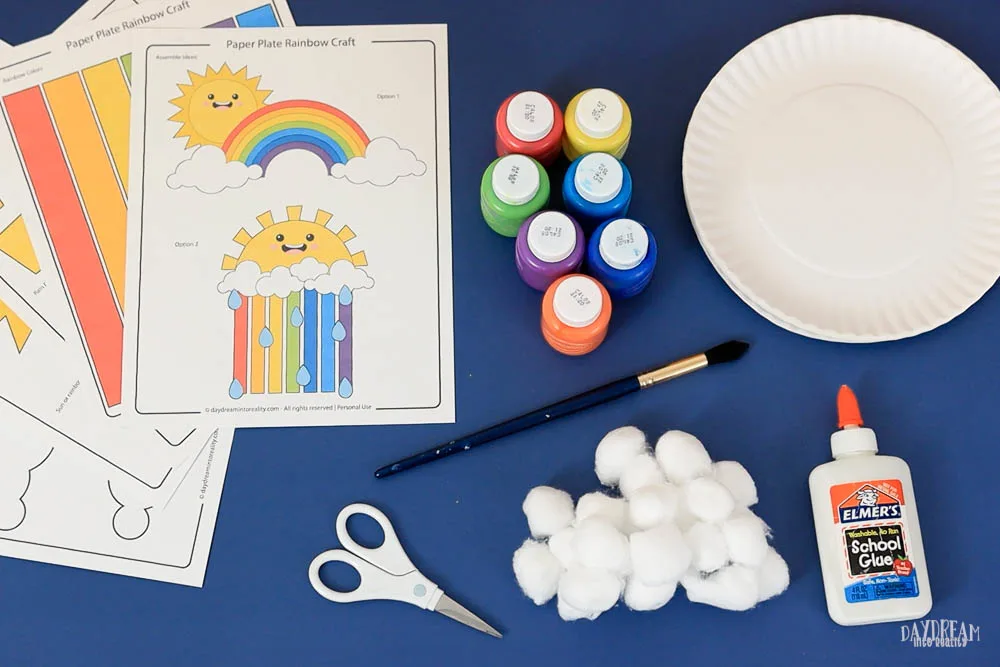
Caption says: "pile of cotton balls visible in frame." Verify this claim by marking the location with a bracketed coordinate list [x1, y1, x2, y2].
[512, 427, 789, 621]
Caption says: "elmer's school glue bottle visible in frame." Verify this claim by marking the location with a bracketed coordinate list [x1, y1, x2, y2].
[808, 386, 932, 626]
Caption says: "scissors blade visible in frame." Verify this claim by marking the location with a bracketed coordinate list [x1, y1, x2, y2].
[433, 593, 502, 639]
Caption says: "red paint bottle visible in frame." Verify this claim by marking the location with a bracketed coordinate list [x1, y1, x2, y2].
[495, 91, 564, 167]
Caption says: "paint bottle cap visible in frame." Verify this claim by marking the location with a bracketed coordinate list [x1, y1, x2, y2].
[553, 275, 604, 327]
[527, 211, 577, 263]
[599, 219, 649, 271]
[574, 153, 624, 204]
[506, 91, 555, 143]
[492, 154, 540, 206]
[575, 89, 624, 139]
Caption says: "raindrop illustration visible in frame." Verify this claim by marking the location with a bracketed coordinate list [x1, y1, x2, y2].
[290, 307, 304, 327]
[258, 327, 274, 347]
[296, 365, 312, 387]
[227, 290, 242, 310]
[332, 321, 347, 341]
[228, 379, 244, 400]
[339, 378, 354, 398]
[339, 286, 353, 305]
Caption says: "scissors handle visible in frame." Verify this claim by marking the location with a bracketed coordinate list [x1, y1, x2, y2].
[309, 549, 441, 608]
[335, 503, 416, 576]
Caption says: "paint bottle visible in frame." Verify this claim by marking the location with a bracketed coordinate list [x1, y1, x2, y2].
[495, 91, 565, 167]
[541, 274, 612, 356]
[586, 218, 657, 299]
[563, 88, 632, 161]
[480, 154, 551, 237]
[809, 386, 932, 626]
[515, 211, 586, 291]
[563, 152, 633, 231]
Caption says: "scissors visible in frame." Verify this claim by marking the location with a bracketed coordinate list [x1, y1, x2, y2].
[308, 503, 502, 639]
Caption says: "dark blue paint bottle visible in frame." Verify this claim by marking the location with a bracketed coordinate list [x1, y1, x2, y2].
[587, 218, 657, 299]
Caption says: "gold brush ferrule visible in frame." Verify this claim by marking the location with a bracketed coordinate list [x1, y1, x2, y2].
[636, 354, 708, 388]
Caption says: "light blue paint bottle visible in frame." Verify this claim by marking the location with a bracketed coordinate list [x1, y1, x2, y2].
[563, 152, 633, 232]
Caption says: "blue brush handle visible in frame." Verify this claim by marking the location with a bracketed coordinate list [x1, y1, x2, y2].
[375, 376, 641, 478]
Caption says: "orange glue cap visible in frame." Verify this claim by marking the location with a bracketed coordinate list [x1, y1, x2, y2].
[837, 385, 864, 429]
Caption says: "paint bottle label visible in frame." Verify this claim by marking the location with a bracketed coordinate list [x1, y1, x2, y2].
[506, 91, 555, 142]
[599, 218, 648, 270]
[553, 275, 602, 327]
[492, 154, 540, 206]
[527, 211, 576, 263]
[829, 479, 920, 604]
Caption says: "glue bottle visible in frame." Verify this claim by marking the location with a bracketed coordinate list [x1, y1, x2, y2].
[480, 154, 551, 237]
[808, 386, 932, 626]
[563, 88, 632, 161]
[563, 152, 633, 232]
[495, 91, 565, 166]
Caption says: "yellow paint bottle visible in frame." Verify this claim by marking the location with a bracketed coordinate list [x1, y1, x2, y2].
[563, 88, 632, 161]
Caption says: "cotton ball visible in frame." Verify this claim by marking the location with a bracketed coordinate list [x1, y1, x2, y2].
[557, 595, 592, 622]
[595, 426, 648, 486]
[674, 495, 698, 532]
[628, 483, 680, 530]
[619, 453, 665, 499]
[755, 548, 790, 602]
[713, 461, 758, 507]
[572, 517, 631, 576]
[624, 577, 678, 611]
[557, 567, 623, 621]
[682, 564, 760, 612]
[629, 523, 692, 585]
[512, 540, 564, 605]
[721, 510, 770, 567]
[548, 527, 579, 570]
[683, 477, 736, 523]
[522, 486, 575, 538]
[655, 430, 713, 484]
[575, 491, 629, 533]
[685, 521, 729, 573]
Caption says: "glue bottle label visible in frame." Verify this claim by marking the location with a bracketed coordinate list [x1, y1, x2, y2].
[829, 479, 919, 604]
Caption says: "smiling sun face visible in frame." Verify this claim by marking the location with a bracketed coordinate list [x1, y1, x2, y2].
[169, 64, 271, 149]
[222, 206, 368, 272]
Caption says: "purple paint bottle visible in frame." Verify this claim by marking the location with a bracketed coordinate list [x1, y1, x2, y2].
[515, 211, 586, 292]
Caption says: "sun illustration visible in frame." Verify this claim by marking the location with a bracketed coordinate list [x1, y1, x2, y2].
[170, 64, 272, 149]
[222, 206, 368, 272]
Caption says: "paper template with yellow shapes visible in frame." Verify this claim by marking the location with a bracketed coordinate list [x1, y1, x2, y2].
[0, 296, 31, 353]
[0, 200, 40, 275]
[123, 25, 454, 428]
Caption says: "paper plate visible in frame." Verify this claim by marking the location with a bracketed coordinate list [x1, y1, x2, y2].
[683, 15, 1000, 342]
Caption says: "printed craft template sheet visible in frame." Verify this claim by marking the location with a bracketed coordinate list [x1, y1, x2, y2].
[61, 0, 148, 27]
[124, 26, 454, 428]
[0, 0, 292, 585]
[0, 0, 293, 483]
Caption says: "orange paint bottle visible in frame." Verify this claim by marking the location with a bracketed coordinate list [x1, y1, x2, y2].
[541, 274, 612, 356]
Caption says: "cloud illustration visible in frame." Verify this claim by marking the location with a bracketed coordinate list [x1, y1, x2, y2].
[330, 137, 427, 186]
[167, 145, 262, 194]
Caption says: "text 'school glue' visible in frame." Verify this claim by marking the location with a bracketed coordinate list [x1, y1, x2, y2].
[495, 91, 565, 166]
[541, 274, 611, 356]
[563, 152, 633, 232]
[563, 88, 632, 161]
[480, 154, 551, 237]
[586, 218, 657, 299]
[809, 386, 932, 626]
[515, 211, 586, 292]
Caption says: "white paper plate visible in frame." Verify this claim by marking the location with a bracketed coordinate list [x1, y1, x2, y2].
[683, 14, 1000, 342]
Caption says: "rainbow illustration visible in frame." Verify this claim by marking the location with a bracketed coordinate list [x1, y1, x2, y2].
[221, 100, 371, 173]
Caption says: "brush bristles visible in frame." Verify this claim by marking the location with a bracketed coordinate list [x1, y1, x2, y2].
[704, 340, 751, 366]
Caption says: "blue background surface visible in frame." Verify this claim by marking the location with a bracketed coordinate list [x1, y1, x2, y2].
[1, 0, 997, 664]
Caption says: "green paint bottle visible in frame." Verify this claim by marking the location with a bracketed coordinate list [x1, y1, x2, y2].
[480, 154, 550, 237]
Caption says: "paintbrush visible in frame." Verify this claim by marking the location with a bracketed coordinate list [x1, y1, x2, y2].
[375, 340, 750, 479]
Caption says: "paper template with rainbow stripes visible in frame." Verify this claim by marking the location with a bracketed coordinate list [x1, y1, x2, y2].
[0, 0, 293, 415]
[123, 25, 454, 428]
